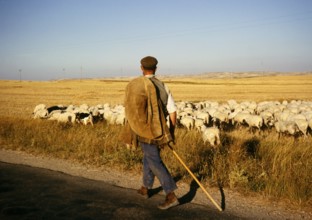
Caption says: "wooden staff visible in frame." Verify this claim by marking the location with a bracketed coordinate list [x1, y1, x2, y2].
[168, 143, 223, 212]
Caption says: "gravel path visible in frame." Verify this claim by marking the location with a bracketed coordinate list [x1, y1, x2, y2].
[0, 148, 311, 219]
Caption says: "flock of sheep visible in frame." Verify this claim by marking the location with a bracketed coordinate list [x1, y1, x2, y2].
[175, 99, 312, 146]
[32, 99, 312, 147]
[32, 103, 125, 126]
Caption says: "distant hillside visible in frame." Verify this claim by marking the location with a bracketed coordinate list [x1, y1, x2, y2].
[159, 71, 312, 79]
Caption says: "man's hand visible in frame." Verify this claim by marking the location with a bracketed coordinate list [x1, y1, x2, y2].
[169, 111, 177, 144]
[169, 125, 175, 144]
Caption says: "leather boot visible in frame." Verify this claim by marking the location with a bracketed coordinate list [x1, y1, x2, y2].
[158, 192, 179, 210]
[137, 186, 149, 199]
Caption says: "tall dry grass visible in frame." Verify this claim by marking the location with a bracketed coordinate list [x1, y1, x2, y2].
[1, 116, 311, 207]
[0, 74, 312, 208]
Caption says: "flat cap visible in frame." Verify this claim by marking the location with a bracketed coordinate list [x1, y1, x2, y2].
[140, 56, 158, 70]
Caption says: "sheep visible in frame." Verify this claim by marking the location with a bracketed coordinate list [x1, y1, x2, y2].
[232, 112, 251, 127]
[76, 112, 94, 126]
[179, 116, 194, 130]
[274, 120, 298, 138]
[206, 107, 217, 118]
[47, 105, 67, 114]
[212, 110, 229, 129]
[274, 121, 287, 138]
[260, 111, 274, 128]
[227, 99, 238, 111]
[194, 118, 205, 132]
[183, 107, 194, 115]
[294, 119, 308, 137]
[201, 125, 221, 147]
[195, 111, 209, 124]
[244, 115, 263, 133]
[33, 108, 49, 119]
[79, 104, 89, 111]
[33, 104, 46, 114]
[115, 112, 126, 126]
[31, 100, 312, 139]
[177, 110, 189, 119]
[80, 114, 94, 126]
[32, 104, 49, 119]
[308, 118, 312, 135]
[48, 111, 76, 124]
[287, 114, 308, 137]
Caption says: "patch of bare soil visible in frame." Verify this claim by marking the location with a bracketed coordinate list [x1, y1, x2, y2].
[0, 149, 311, 219]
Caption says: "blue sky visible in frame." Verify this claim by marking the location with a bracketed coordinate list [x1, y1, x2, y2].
[1, 0, 312, 80]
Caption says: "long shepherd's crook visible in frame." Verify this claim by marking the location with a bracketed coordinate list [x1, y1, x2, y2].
[168, 143, 223, 212]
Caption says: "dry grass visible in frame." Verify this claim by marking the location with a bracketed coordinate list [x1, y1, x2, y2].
[0, 73, 312, 208]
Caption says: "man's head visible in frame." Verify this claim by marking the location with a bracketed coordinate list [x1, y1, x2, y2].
[140, 56, 158, 75]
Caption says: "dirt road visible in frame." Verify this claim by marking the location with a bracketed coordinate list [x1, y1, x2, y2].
[0, 149, 311, 219]
[0, 162, 237, 219]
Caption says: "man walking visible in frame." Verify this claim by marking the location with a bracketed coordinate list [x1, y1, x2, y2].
[122, 56, 179, 210]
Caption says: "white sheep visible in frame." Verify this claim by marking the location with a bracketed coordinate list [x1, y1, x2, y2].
[294, 119, 308, 137]
[48, 111, 76, 124]
[33, 104, 46, 114]
[115, 112, 126, 125]
[195, 111, 210, 124]
[287, 114, 308, 137]
[212, 110, 229, 128]
[194, 118, 205, 132]
[244, 115, 263, 132]
[260, 111, 274, 128]
[232, 112, 251, 127]
[201, 125, 221, 147]
[179, 116, 194, 130]
[32, 104, 49, 119]
[80, 114, 93, 126]
[274, 120, 298, 137]
[308, 118, 312, 134]
[33, 109, 49, 119]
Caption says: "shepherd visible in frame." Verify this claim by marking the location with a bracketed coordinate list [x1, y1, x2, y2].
[120, 56, 179, 210]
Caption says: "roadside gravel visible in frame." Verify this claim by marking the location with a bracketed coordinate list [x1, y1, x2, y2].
[0, 148, 311, 219]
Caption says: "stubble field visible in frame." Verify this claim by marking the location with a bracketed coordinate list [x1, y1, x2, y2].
[0, 73, 312, 209]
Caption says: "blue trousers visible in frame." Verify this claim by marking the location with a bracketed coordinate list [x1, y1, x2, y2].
[140, 142, 177, 194]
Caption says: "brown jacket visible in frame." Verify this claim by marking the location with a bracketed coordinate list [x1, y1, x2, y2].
[119, 76, 173, 147]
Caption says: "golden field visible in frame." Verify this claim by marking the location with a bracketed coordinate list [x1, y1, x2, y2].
[1, 74, 312, 119]
[0, 73, 312, 208]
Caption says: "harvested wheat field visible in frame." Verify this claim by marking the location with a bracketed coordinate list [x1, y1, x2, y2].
[1, 73, 312, 119]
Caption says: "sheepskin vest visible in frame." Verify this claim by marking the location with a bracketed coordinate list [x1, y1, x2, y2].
[149, 76, 169, 118]
[120, 76, 172, 147]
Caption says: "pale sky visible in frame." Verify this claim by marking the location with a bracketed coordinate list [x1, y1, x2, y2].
[1, 0, 312, 80]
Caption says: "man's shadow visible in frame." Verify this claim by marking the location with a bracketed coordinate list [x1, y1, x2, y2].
[178, 177, 226, 211]
[148, 175, 183, 197]
[148, 175, 225, 211]
[178, 179, 200, 204]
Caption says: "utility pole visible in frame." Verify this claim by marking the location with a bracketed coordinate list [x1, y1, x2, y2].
[18, 69, 22, 82]
[62, 68, 66, 79]
[80, 66, 83, 81]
